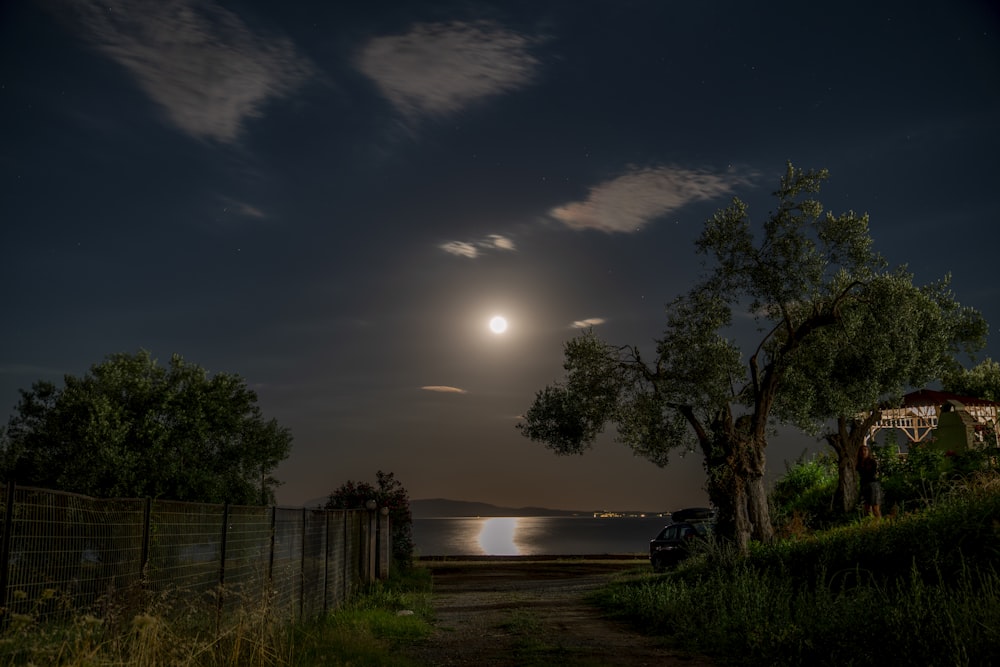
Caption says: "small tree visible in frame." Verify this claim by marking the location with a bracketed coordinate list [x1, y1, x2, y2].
[325, 470, 414, 569]
[0, 350, 292, 504]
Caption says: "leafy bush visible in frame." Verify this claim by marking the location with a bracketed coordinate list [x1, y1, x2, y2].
[769, 453, 841, 534]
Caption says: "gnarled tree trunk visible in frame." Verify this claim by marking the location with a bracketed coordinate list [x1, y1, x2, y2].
[745, 442, 774, 544]
[826, 412, 880, 514]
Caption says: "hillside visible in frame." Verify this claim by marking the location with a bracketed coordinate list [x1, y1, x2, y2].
[410, 498, 586, 518]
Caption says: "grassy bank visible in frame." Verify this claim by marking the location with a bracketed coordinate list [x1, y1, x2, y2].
[593, 477, 1000, 666]
[0, 568, 434, 666]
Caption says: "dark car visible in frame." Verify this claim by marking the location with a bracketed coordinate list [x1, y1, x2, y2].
[649, 507, 715, 572]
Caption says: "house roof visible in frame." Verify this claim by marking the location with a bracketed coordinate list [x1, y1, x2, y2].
[887, 389, 1000, 409]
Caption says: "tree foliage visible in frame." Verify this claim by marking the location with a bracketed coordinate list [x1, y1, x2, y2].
[0, 350, 292, 504]
[325, 470, 414, 568]
[518, 162, 985, 550]
[943, 358, 1000, 401]
[777, 272, 986, 512]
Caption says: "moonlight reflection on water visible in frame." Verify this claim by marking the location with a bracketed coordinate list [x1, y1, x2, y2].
[477, 517, 521, 555]
[413, 516, 672, 556]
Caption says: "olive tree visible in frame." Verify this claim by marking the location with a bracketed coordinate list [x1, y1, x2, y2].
[0, 350, 292, 504]
[518, 163, 978, 550]
[775, 272, 986, 513]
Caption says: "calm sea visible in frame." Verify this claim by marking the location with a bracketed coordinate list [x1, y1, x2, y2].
[411, 516, 669, 557]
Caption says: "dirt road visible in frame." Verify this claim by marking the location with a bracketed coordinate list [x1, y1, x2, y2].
[399, 558, 716, 667]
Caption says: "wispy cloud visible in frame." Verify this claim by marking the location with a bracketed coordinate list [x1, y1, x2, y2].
[550, 166, 754, 233]
[571, 318, 606, 329]
[421, 385, 467, 394]
[356, 21, 541, 120]
[441, 234, 517, 259]
[65, 0, 314, 142]
[219, 196, 266, 219]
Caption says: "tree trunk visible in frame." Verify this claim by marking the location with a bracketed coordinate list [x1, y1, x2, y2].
[836, 453, 859, 513]
[739, 435, 774, 544]
[704, 455, 751, 552]
[826, 412, 880, 514]
[732, 481, 752, 553]
[720, 438, 754, 551]
[696, 418, 753, 550]
[691, 409, 767, 551]
[746, 473, 773, 544]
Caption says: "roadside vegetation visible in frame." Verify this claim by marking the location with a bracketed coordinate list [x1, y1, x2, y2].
[594, 455, 1000, 666]
[0, 567, 433, 666]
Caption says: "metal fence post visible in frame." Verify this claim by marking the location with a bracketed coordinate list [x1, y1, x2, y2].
[268, 505, 276, 585]
[342, 510, 349, 603]
[139, 497, 152, 586]
[0, 481, 16, 627]
[299, 507, 306, 620]
[217, 502, 230, 633]
[322, 510, 330, 614]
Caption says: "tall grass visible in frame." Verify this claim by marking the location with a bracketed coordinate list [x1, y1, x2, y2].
[0, 567, 433, 666]
[594, 476, 1000, 666]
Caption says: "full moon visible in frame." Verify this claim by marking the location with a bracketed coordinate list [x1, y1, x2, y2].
[489, 316, 508, 334]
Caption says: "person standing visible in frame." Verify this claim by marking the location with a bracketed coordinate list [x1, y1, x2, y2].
[856, 443, 883, 518]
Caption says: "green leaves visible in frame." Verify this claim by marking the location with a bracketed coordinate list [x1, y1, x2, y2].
[518, 332, 623, 454]
[0, 350, 292, 504]
[943, 358, 1000, 401]
[517, 161, 988, 542]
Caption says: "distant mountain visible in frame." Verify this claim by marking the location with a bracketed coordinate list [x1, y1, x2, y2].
[410, 498, 586, 518]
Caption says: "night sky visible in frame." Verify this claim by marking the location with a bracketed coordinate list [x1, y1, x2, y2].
[2, 0, 998, 511]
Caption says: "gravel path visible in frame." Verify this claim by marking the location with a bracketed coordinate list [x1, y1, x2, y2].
[398, 558, 717, 667]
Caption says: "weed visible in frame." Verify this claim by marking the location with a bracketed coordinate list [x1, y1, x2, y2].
[0, 568, 432, 666]
[596, 480, 1000, 666]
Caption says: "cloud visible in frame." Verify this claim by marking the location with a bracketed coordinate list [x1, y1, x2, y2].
[421, 386, 467, 394]
[440, 234, 517, 258]
[487, 234, 516, 251]
[440, 241, 478, 258]
[219, 196, 266, 219]
[571, 318, 606, 329]
[356, 21, 541, 119]
[550, 166, 753, 233]
[66, 0, 314, 142]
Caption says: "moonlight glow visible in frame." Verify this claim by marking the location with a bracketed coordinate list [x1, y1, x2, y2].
[489, 316, 508, 334]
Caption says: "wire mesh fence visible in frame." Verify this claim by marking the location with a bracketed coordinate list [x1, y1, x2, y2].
[0, 483, 385, 629]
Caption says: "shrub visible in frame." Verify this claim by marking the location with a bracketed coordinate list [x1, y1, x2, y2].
[769, 453, 840, 534]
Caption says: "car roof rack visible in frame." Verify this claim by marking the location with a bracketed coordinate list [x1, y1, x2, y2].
[670, 507, 716, 523]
